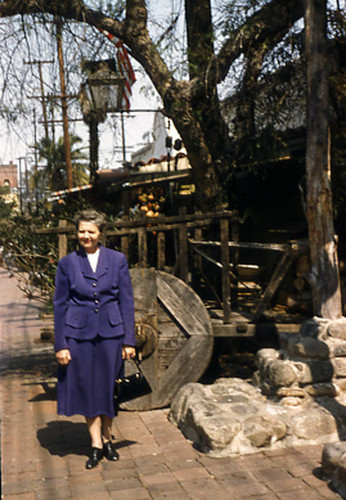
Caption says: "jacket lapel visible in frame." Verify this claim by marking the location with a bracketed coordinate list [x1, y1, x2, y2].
[77, 248, 95, 279]
[77, 245, 109, 279]
[95, 245, 109, 279]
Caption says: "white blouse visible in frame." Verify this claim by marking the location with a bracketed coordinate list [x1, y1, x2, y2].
[87, 247, 100, 273]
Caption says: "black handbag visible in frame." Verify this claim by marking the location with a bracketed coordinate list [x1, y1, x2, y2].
[113, 357, 151, 413]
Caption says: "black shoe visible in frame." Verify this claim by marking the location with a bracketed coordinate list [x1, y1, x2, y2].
[86, 447, 103, 469]
[103, 441, 119, 461]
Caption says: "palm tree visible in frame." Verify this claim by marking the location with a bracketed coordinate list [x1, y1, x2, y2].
[31, 135, 89, 193]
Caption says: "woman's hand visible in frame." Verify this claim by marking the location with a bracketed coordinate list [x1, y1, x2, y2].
[56, 349, 72, 365]
[122, 346, 136, 360]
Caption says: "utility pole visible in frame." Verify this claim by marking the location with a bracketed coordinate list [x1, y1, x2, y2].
[32, 109, 39, 211]
[56, 17, 73, 190]
[24, 60, 53, 140]
[17, 157, 26, 214]
[120, 110, 126, 162]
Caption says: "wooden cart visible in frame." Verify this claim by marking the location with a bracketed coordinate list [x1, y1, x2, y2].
[38, 211, 309, 410]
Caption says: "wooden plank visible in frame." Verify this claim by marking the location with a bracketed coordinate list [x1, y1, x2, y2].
[157, 335, 213, 405]
[178, 208, 188, 282]
[120, 215, 129, 259]
[157, 232, 165, 270]
[137, 227, 147, 267]
[212, 323, 256, 337]
[129, 268, 158, 390]
[252, 250, 294, 322]
[194, 226, 203, 270]
[212, 322, 302, 338]
[35, 210, 238, 235]
[191, 246, 238, 281]
[190, 238, 309, 254]
[106, 220, 232, 236]
[157, 272, 212, 337]
[189, 239, 289, 252]
[220, 218, 231, 323]
[231, 219, 240, 307]
[58, 219, 68, 259]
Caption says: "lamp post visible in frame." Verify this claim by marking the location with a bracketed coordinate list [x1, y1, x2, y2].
[79, 59, 125, 183]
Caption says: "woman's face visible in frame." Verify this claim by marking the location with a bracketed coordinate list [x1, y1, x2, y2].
[77, 221, 101, 254]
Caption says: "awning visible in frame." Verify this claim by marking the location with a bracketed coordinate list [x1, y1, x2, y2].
[47, 184, 93, 202]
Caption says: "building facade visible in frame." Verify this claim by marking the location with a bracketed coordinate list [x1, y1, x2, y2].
[0, 161, 18, 190]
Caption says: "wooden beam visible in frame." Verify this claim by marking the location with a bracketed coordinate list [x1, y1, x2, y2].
[220, 218, 231, 323]
[252, 250, 294, 322]
[58, 219, 68, 259]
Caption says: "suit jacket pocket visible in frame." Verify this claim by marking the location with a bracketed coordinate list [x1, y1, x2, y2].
[108, 303, 123, 326]
[66, 305, 87, 328]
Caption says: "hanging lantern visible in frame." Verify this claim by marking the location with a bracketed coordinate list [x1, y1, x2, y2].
[79, 59, 125, 124]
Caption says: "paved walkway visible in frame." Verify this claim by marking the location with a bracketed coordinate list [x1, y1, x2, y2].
[0, 268, 342, 499]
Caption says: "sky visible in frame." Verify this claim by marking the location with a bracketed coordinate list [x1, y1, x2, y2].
[0, 53, 162, 171]
[0, 0, 183, 174]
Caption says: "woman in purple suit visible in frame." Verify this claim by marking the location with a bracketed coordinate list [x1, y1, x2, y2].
[54, 209, 136, 469]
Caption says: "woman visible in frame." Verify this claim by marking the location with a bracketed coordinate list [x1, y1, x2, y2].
[54, 209, 136, 469]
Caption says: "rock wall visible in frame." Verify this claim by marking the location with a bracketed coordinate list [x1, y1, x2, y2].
[169, 317, 346, 458]
[255, 316, 346, 402]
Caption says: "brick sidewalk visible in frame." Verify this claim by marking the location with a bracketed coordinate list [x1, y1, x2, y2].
[0, 268, 342, 499]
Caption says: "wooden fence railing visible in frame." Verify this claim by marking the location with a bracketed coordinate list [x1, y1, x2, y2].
[36, 210, 239, 324]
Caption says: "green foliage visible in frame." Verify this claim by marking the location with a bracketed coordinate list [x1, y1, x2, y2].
[0, 185, 10, 195]
[0, 214, 59, 306]
[32, 135, 89, 193]
[0, 197, 16, 219]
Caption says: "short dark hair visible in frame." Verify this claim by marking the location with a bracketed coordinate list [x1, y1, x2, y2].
[74, 210, 107, 232]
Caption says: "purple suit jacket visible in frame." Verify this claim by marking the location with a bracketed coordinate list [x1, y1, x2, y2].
[53, 245, 136, 352]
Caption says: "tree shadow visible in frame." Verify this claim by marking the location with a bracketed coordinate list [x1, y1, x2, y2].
[37, 420, 137, 457]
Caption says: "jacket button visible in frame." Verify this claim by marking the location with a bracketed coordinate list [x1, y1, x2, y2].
[94, 308, 99, 313]
[92, 282, 96, 287]
[93, 292, 98, 297]
[94, 299, 99, 304]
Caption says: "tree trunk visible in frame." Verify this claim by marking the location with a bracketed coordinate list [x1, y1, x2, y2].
[305, 0, 342, 319]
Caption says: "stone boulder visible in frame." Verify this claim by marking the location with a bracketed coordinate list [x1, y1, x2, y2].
[321, 441, 346, 498]
[169, 378, 341, 457]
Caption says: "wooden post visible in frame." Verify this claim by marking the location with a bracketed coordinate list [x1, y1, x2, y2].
[178, 208, 188, 282]
[305, 0, 342, 318]
[194, 210, 203, 272]
[138, 227, 147, 267]
[252, 250, 293, 322]
[121, 215, 129, 260]
[220, 218, 231, 323]
[157, 232, 165, 270]
[58, 219, 68, 259]
[56, 18, 73, 190]
[230, 217, 239, 307]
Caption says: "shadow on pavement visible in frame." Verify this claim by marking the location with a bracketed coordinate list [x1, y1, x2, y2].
[37, 420, 137, 457]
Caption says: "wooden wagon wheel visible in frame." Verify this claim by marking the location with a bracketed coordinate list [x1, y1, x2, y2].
[121, 268, 214, 410]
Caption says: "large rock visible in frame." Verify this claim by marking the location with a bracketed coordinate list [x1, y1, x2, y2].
[290, 407, 338, 440]
[169, 378, 341, 457]
[321, 442, 346, 498]
[329, 338, 346, 357]
[333, 358, 346, 378]
[327, 319, 346, 340]
[255, 347, 334, 389]
[243, 416, 287, 448]
[299, 317, 330, 339]
[296, 359, 334, 384]
[322, 442, 346, 476]
[267, 359, 297, 388]
[285, 335, 330, 359]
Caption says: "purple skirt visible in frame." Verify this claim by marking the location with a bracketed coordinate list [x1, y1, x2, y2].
[57, 335, 124, 418]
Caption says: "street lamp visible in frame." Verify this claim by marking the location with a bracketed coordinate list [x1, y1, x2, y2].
[79, 59, 125, 182]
